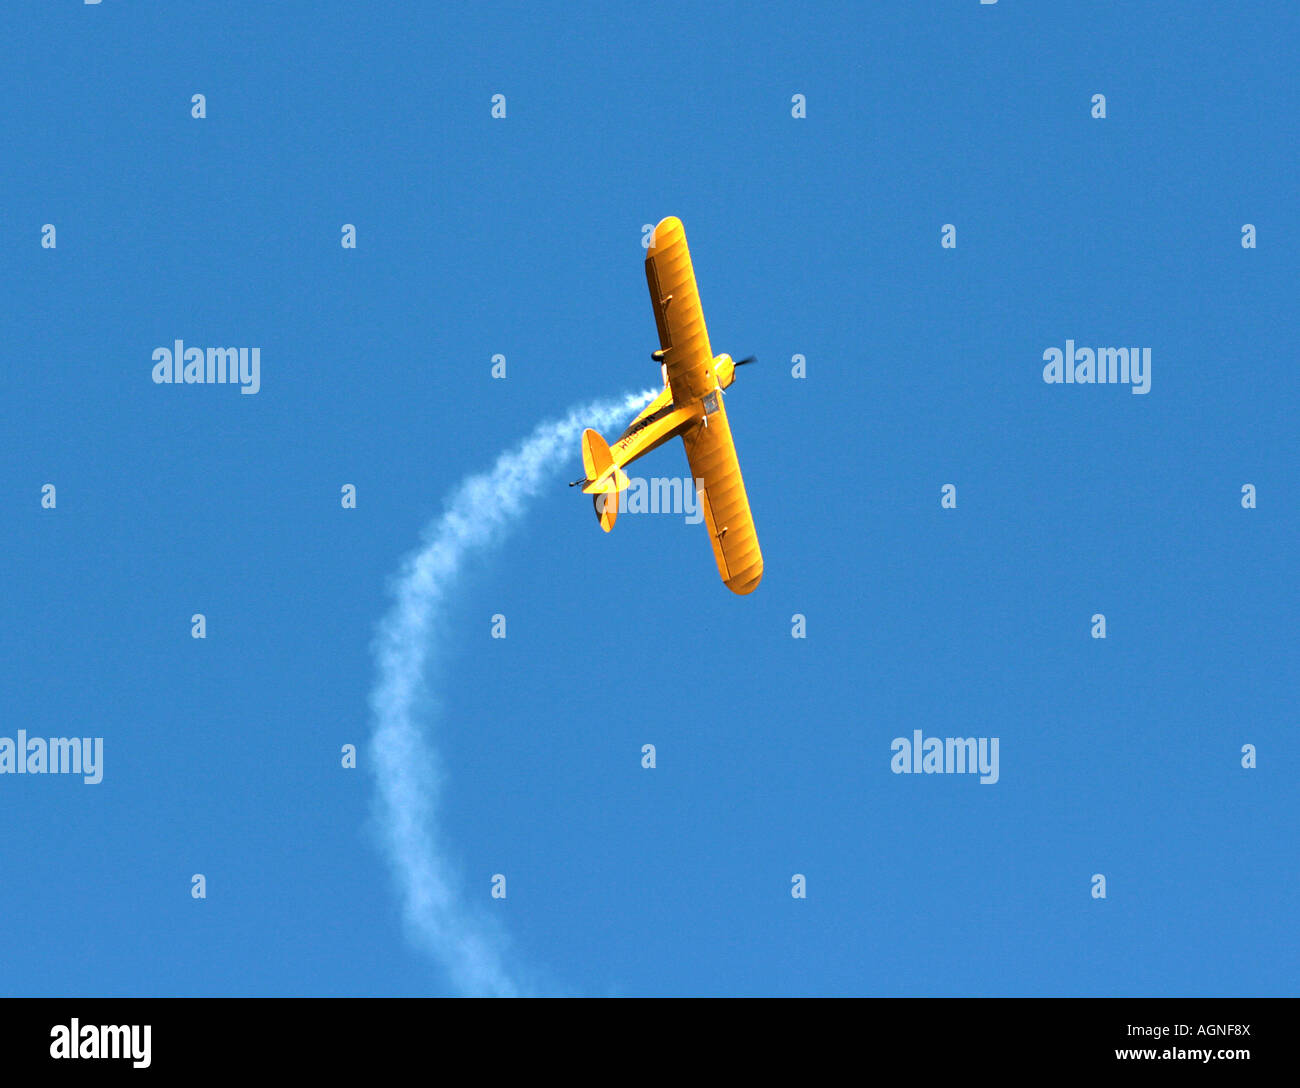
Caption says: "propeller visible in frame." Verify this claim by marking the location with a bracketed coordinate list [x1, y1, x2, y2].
[716, 354, 756, 400]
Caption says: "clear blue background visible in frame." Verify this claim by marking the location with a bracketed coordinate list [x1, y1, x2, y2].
[1, 1, 1295, 996]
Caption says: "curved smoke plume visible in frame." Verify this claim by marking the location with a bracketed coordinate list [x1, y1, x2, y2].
[367, 390, 654, 996]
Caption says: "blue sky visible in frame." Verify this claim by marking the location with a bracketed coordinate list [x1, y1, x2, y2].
[1, 1, 1295, 997]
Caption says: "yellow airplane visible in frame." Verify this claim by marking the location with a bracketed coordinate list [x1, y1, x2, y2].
[572, 216, 763, 595]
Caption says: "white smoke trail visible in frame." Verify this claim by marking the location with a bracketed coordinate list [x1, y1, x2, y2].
[367, 389, 655, 997]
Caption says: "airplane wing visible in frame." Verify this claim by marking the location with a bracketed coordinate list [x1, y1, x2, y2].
[645, 216, 762, 594]
[645, 216, 716, 407]
[681, 392, 763, 595]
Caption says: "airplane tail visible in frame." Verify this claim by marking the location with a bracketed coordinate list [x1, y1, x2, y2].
[593, 490, 619, 533]
[579, 428, 628, 533]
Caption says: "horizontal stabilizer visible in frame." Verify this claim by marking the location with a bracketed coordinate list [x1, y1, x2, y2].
[593, 489, 619, 532]
[580, 428, 630, 495]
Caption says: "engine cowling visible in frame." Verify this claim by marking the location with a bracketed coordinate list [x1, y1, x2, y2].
[713, 353, 735, 390]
